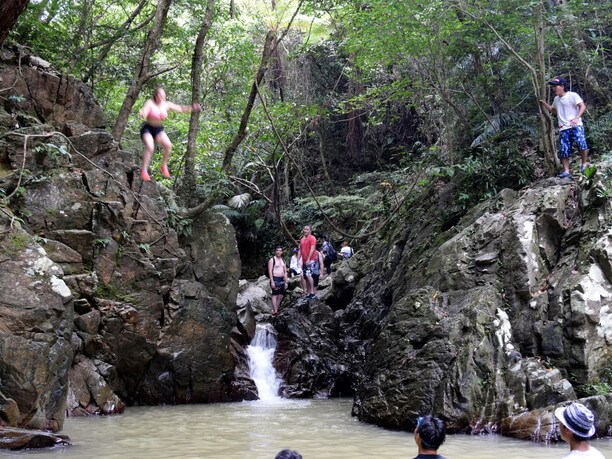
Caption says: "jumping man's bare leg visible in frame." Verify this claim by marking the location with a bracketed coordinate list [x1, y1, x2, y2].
[141, 133, 155, 181]
[156, 131, 173, 177]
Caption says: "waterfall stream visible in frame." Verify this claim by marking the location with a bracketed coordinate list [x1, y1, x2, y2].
[247, 324, 282, 401]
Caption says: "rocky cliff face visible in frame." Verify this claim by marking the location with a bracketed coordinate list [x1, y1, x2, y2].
[356, 179, 612, 430]
[233, 166, 611, 441]
[0, 45, 240, 432]
[351, 177, 611, 437]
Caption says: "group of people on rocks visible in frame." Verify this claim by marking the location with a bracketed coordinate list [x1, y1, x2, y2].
[266, 225, 353, 315]
[274, 402, 605, 458]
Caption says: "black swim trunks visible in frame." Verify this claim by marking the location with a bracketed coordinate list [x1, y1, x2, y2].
[140, 123, 164, 139]
[271, 276, 286, 296]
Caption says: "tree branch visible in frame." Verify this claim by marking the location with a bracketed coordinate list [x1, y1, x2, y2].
[221, 30, 276, 173]
[255, 82, 424, 240]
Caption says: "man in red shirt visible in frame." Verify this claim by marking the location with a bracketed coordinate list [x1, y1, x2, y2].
[297, 225, 317, 297]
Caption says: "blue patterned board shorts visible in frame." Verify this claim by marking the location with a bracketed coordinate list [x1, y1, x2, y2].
[558, 126, 588, 159]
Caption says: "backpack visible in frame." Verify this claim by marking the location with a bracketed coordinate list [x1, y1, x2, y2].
[264, 257, 275, 277]
[325, 242, 338, 262]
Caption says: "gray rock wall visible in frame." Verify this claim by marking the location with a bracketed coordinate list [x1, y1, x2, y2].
[351, 176, 611, 437]
[0, 46, 240, 432]
[257, 170, 611, 442]
[0, 220, 73, 431]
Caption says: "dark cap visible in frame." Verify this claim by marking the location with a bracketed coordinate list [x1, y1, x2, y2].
[292, 248, 298, 253]
[547, 77, 567, 87]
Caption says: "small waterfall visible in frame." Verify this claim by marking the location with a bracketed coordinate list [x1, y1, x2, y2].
[247, 324, 282, 401]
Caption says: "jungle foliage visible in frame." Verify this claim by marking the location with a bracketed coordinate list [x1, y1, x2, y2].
[5, 0, 611, 264]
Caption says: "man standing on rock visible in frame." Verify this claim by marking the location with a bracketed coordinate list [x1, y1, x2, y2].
[538, 77, 589, 179]
[555, 402, 605, 459]
[412, 415, 448, 459]
[297, 225, 317, 298]
[268, 246, 288, 315]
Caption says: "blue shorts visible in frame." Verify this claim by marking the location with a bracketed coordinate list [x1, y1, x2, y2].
[271, 276, 285, 296]
[558, 126, 588, 159]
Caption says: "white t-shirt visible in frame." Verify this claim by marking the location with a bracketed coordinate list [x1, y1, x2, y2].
[562, 447, 606, 459]
[289, 255, 302, 274]
[340, 246, 353, 258]
[552, 91, 584, 130]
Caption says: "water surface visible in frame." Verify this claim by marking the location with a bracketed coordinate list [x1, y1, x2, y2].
[10, 399, 612, 458]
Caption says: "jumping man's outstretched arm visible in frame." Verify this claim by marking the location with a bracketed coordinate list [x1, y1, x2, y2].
[165, 101, 201, 113]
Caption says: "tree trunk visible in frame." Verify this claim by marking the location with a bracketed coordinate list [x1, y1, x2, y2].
[316, 126, 336, 195]
[0, 0, 29, 47]
[268, 45, 285, 102]
[75, 0, 94, 51]
[221, 30, 276, 173]
[534, 1, 557, 175]
[458, 3, 558, 175]
[82, 0, 152, 84]
[179, 0, 216, 207]
[111, 0, 173, 141]
[283, 154, 292, 201]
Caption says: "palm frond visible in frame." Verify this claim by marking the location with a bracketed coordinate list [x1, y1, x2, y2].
[228, 193, 252, 209]
[211, 204, 243, 220]
[471, 113, 538, 148]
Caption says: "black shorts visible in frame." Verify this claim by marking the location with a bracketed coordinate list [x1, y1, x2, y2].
[271, 276, 286, 296]
[140, 123, 164, 139]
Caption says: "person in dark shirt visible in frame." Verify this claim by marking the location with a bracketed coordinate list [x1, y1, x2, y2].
[412, 415, 448, 459]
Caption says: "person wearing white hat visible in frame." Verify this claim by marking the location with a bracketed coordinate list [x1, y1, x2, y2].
[554, 402, 605, 458]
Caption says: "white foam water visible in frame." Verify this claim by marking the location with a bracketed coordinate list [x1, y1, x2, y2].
[247, 324, 282, 401]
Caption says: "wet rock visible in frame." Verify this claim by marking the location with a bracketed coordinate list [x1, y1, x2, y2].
[500, 395, 610, 442]
[0, 393, 20, 426]
[0, 223, 73, 431]
[236, 302, 256, 340]
[348, 175, 611, 435]
[138, 294, 235, 404]
[0, 427, 70, 450]
[271, 298, 359, 399]
[74, 310, 101, 335]
[66, 356, 125, 416]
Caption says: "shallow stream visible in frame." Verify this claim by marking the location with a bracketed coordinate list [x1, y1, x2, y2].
[9, 399, 612, 458]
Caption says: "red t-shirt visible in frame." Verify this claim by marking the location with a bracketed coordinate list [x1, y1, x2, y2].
[300, 235, 317, 263]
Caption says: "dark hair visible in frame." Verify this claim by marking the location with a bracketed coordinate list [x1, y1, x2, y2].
[153, 87, 164, 102]
[417, 415, 446, 451]
[572, 432, 590, 442]
[275, 246, 283, 251]
[275, 449, 302, 459]
[323, 234, 329, 241]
